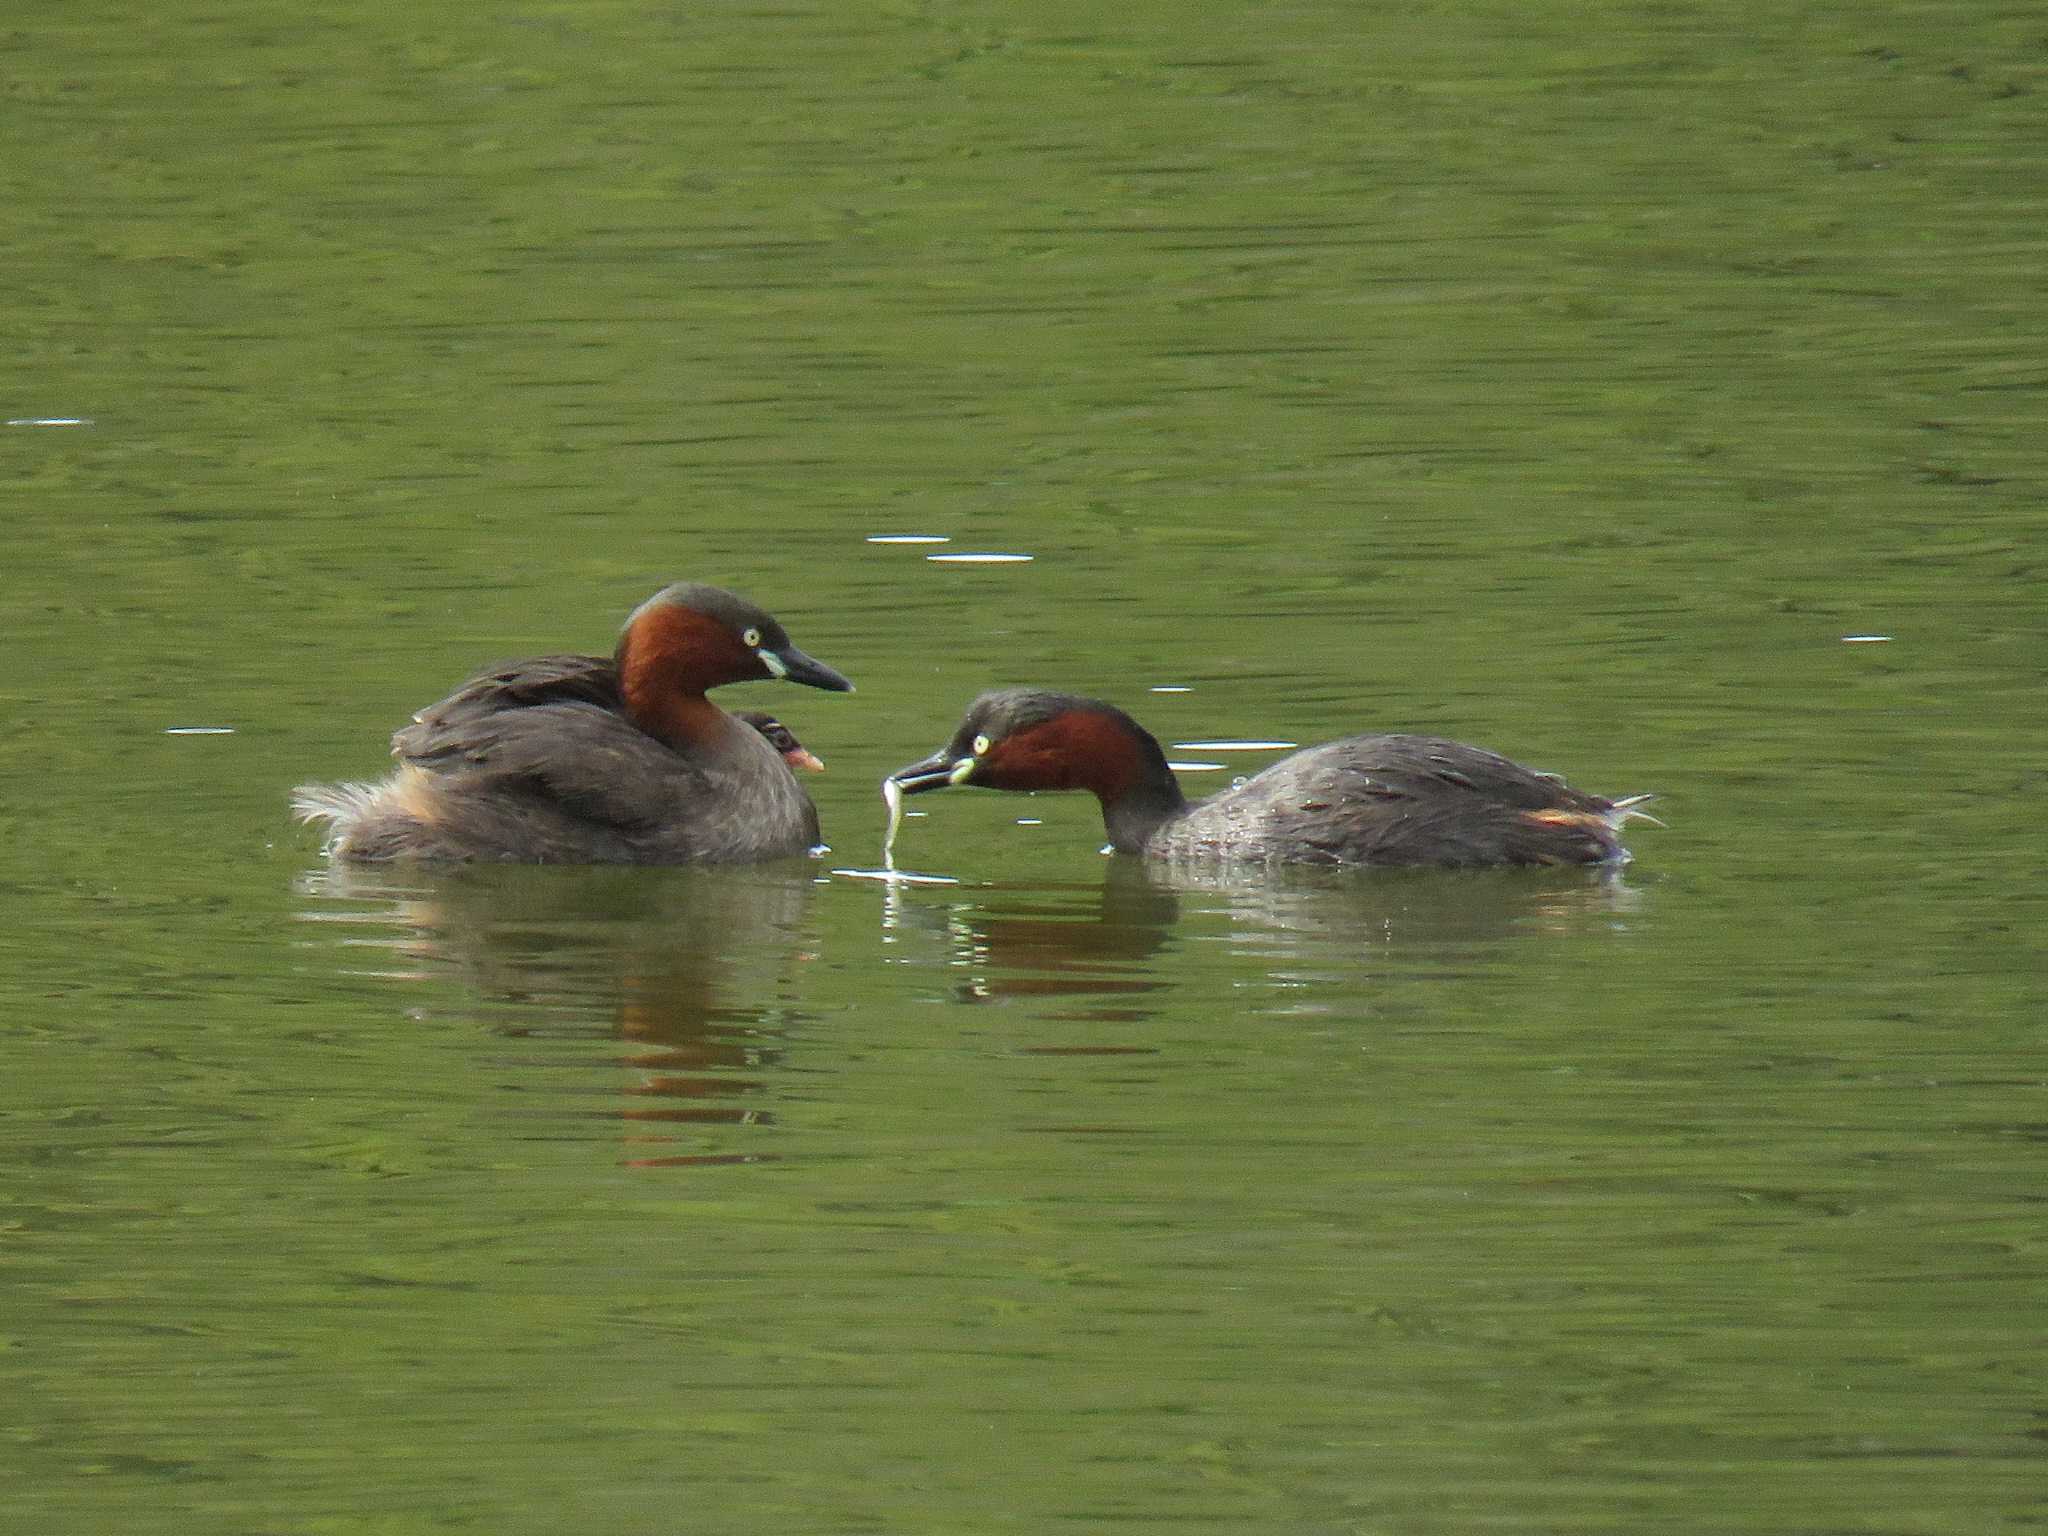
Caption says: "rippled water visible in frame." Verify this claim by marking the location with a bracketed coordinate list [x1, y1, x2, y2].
[6, 4, 2044, 1532]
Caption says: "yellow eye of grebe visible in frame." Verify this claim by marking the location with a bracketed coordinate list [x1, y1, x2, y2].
[742, 627, 762, 648]
[972, 734, 991, 754]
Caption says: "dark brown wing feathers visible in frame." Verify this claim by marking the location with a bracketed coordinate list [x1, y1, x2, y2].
[392, 654, 622, 765]
[389, 655, 702, 833]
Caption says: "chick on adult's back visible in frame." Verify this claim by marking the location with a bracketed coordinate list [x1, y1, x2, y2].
[294, 583, 853, 864]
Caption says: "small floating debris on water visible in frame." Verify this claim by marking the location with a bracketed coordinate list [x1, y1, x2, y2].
[1170, 738, 1297, 752]
[829, 775, 959, 885]
[866, 534, 950, 544]
[926, 552, 1033, 564]
[1841, 635, 1893, 644]
[164, 726, 236, 735]
[8, 417, 93, 427]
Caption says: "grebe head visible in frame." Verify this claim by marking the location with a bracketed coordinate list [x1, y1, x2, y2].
[733, 711, 826, 773]
[617, 583, 853, 701]
[888, 688, 1168, 803]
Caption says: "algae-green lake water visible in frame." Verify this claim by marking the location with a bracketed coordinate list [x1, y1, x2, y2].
[4, 4, 2043, 1532]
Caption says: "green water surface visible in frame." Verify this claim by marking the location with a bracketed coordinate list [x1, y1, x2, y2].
[4, 3, 2044, 1533]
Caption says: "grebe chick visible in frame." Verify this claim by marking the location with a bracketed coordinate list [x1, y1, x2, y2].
[733, 712, 826, 773]
[294, 583, 852, 864]
[888, 688, 1655, 869]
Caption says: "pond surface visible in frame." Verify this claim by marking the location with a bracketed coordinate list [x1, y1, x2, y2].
[5, 4, 2043, 1533]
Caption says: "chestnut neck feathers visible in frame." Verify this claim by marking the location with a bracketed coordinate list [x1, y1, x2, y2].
[953, 691, 1190, 853]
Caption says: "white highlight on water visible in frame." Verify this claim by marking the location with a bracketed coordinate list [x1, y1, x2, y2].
[866, 534, 950, 544]
[1170, 738, 1296, 752]
[7, 417, 93, 427]
[925, 552, 1033, 564]
[829, 775, 958, 885]
[1841, 635, 1893, 643]
[164, 726, 235, 735]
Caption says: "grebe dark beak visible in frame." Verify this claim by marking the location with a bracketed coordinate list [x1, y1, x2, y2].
[887, 750, 972, 795]
[762, 644, 854, 693]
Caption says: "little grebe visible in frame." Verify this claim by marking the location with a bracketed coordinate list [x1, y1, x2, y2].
[733, 712, 826, 773]
[888, 688, 1655, 868]
[294, 583, 852, 864]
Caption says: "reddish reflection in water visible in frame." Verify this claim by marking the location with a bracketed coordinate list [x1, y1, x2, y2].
[295, 862, 816, 1168]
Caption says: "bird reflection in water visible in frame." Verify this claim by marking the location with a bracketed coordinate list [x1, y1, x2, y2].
[293, 860, 818, 1167]
[877, 861, 1182, 1018]
[877, 857, 1647, 1017]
